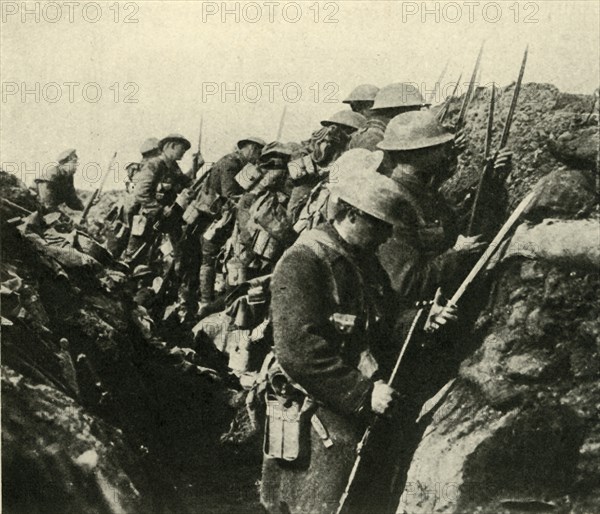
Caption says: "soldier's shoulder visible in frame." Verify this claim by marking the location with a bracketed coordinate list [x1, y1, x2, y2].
[139, 155, 165, 174]
[215, 152, 242, 169]
[43, 165, 66, 180]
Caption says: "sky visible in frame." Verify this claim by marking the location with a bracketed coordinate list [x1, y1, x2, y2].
[1, 0, 599, 190]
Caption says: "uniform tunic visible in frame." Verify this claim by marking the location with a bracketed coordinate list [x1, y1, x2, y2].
[262, 224, 399, 514]
[35, 165, 84, 212]
[206, 151, 249, 200]
[378, 171, 474, 303]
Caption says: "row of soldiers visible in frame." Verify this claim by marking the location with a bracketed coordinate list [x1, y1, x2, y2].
[34, 81, 513, 514]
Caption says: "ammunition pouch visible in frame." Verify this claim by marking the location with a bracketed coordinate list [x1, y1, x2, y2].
[195, 172, 223, 217]
[235, 163, 263, 191]
[288, 154, 317, 181]
[250, 228, 282, 262]
[264, 394, 314, 462]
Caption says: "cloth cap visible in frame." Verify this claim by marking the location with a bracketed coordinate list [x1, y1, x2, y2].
[57, 149, 77, 164]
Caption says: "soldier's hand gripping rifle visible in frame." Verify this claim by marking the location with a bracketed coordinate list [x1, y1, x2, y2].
[336, 189, 537, 514]
[467, 46, 528, 236]
[80, 151, 118, 224]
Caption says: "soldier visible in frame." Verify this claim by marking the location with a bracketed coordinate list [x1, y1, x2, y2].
[123, 133, 192, 265]
[377, 110, 511, 303]
[349, 82, 430, 154]
[124, 138, 161, 194]
[35, 149, 84, 213]
[261, 148, 456, 514]
[227, 141, 296, 284]
[287, 111, 365, 226]
[342, 83, 379, 116]
[198, 137, 266, 311]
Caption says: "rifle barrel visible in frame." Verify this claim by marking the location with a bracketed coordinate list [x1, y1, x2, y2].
[466, 85, 496, 236]
[499, 46, 528, 149]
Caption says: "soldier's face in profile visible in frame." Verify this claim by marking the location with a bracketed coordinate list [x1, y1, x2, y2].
[164, 142, 188, 161]
[63, 157, 79, 174]
[350, 210, 393, 249]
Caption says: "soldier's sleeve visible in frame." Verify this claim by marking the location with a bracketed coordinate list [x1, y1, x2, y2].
[379, 222, 465, 303]
[271, 246, 373, 417]
[133, 160, 160, 209]
[65, 176, 84, 211]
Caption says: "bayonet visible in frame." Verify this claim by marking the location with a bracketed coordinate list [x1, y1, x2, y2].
[499, 46, 528, 149]
[438, 72, 463, 124]
[456, 42, 484, 129]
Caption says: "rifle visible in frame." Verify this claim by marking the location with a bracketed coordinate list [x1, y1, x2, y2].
[336, 190, 537, 514]
[432, 59, 449, 104]
[276, 105, 287, 141]
[437, 72, 463, 124]
[192, 115, 204, 174]
[455, 42, 484, 130]
[80, 151, 118, 224]
[467, 46, 528, 236]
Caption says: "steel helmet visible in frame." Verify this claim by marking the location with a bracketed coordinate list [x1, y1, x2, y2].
[372, 83, 430, 110]
[159, 133, 192, 151]
[343, 84, 380, 103]
[328, 149, 404, 225]
[377, 110, 454, 151]
[140, 137, 160, 156]
[237, 136, 266, 149]
[321, 110, 367, 131]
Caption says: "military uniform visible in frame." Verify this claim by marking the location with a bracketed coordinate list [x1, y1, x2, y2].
[261, 224, 397, 514]
[200, 141, 265, 305]
[124, 154, 191, 263]
[35, 150, 84, 213]
[378, 171, 467, 302]
[348, 116, 388, 152]
[261, 149, 409, 514]
[376, 110, 483, 302]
